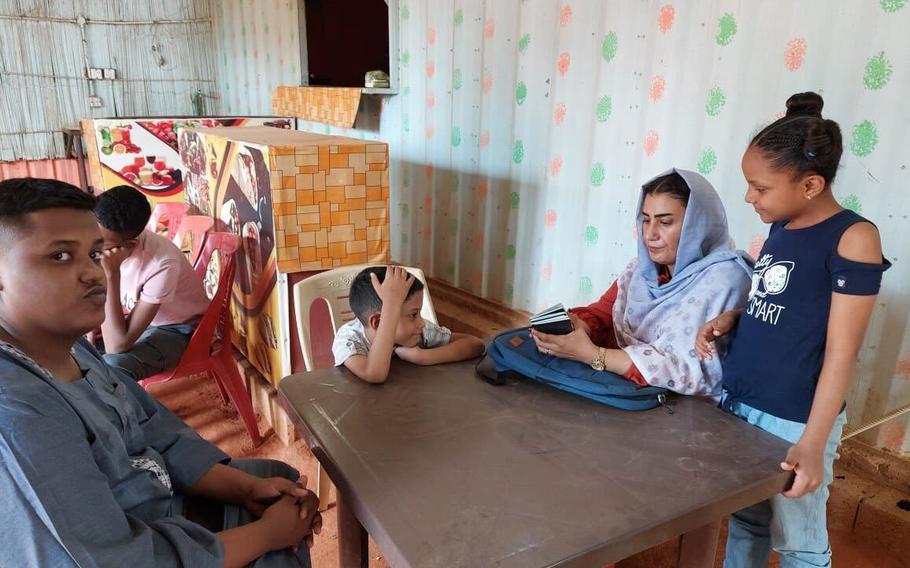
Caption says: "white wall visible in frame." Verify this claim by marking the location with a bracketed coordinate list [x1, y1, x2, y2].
[211, 0, 302, 116]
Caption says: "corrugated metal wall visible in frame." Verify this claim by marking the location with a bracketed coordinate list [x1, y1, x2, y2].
[216, 0, 910, 456]
[0, 0, 216, 160]
[0, 157, 80, 184]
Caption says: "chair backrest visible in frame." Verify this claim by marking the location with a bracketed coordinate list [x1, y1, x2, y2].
[176, 232, 241, 367]
[196, 231, 241, 281]
[146, 202, 189, 241]
[292, 264, 438, 372]
[172, 215, 215, 269]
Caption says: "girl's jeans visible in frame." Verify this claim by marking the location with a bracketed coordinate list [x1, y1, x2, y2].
[720, 393, 846, 568]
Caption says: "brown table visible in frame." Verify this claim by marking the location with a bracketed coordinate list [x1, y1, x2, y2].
[279, 360, 791, 568]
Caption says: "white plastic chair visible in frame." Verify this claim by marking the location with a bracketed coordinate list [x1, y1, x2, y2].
[291, 263, 438, 509]
[293, 264, 437, 373]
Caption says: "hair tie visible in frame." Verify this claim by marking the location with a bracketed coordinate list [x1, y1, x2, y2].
[806, 149, 816, 159]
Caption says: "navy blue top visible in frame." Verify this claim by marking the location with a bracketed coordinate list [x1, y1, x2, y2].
[722, 210, 890, 423]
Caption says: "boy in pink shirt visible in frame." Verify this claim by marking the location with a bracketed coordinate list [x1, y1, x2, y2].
[94, 186, 209, 380]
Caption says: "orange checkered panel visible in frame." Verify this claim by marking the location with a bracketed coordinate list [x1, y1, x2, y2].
[270, 142, 390, 273]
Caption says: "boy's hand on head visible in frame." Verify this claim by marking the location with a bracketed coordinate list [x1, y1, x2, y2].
[780, 442, 825, 499]
[695, 310, 739, 360]
[371, 265, 415, 308]
[100, 246, 130, 277]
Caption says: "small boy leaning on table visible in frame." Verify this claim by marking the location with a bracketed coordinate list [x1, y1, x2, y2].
[333, 265, 485, 383]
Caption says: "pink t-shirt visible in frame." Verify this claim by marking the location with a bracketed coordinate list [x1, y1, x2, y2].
[119, 230, 209, 327]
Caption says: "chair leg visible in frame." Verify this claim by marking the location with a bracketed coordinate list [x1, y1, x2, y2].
[210, 355, 263, 447]
[213, 372, 230, 404]
[317, 464, 332, 511]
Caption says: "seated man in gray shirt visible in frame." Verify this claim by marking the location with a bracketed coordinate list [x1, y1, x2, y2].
[0, 178, 320, 568]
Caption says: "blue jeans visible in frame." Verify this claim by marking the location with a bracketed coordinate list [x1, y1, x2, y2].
[721, 394, 846, 568]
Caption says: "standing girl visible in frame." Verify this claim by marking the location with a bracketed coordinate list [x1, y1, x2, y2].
[696, 92, 890, 567]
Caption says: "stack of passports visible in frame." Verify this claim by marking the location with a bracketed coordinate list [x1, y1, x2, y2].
[530, 303, 574, 335]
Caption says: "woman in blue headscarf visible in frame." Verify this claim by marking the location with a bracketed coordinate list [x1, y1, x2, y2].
[532, 168, 751, 399]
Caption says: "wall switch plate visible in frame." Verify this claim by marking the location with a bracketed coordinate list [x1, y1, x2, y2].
[103, 68, 116, 79]
[88, 95, 103, 108]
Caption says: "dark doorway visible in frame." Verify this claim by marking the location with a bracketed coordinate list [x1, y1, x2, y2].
[303, 0, 390, 87]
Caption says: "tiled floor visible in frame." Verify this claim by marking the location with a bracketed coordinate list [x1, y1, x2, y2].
[150, 373, 908, 568]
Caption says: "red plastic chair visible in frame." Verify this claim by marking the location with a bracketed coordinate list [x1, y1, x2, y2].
[146, 202, 189, 241]
[172, 215, 215, 269]
[139, 232, 263, 446]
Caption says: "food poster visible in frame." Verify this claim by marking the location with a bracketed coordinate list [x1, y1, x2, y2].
[86, 117, 295, 205]
[178, 128, 220, 218]
[179, 129, 289, 385]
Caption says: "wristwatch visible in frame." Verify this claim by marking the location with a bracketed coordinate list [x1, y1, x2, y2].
[590, 347, 607, 371]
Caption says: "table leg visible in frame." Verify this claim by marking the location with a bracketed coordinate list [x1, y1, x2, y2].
[73, 132, 89, 192]
[337, 490, 368, 568]
[677, 520, 721, 568]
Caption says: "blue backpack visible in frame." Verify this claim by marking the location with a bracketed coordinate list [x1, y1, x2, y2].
[477, 327, 672, 411]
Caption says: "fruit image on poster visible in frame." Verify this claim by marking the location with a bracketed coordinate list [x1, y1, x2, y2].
[97, 121, 190, 196]
[84, 116, 294, 206]
[178, 128, 289, 385]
